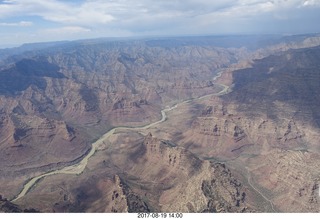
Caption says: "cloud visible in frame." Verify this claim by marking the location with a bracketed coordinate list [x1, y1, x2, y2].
[303, 0, 320, 6]
[0, 1, 318, 29]
[0, 0, 114, 25]
[0, 20, 32, 26]
[41, 1, 115, 25]
[0, 1, 280, 26]
[0, 0, 319, 47]
[43, 26, 91, 34]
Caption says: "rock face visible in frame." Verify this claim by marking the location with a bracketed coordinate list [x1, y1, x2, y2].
[0, 59, 65, 96]
[246, 149, 320, 212]
[98, 134, 254, 213]
[184, 101, 317, 160]
[183, 45, 320, 154]
[12, 133, 255, 213]
[179, 45, 320, 212]
[201, 163, 250, 213]
[0, 195, 38, 213]
[225, 45, 320, 128]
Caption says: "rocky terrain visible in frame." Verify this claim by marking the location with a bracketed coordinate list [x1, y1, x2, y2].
[0, 34, 320, 212]
[13, 133, 255, 212]
[0, 38, 239, 199]
[152, 43, 320, 212]
[0, 195, 38, 213]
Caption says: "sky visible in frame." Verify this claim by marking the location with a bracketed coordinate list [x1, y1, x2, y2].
[0, 0, 320, 48]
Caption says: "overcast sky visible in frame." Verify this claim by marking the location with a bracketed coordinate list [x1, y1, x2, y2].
[0, 0, 320, 48]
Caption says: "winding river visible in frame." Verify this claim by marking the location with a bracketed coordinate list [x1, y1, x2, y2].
[12, 71, 229, 202]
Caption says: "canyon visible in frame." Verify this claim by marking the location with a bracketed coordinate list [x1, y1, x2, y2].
[0, 34, 320, 212]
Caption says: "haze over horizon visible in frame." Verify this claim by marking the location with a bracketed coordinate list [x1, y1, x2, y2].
[0, 0, 320, 48]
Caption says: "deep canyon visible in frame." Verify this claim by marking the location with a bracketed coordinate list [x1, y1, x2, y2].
[1, 35, 320, 212]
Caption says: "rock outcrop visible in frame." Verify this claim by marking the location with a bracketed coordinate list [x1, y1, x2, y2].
[0, 195, 38, 213]
[201, 163, 252, 213]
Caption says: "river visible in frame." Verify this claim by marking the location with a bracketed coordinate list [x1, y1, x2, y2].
[12, 70, 228, 202]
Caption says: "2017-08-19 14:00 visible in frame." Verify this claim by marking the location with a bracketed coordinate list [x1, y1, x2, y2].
[137, 213, 183, 218]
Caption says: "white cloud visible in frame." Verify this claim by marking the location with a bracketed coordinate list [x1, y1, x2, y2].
[0, 0, 318, 28]
[0, 0, 319, 47]
[303, 0, 320, 6]
[44, 26, 91, 34]
[0, 20, 32, 26]
[41, 1, 115, 25]
[0, 0, 114, 25]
